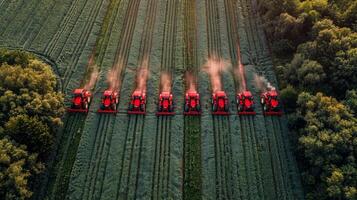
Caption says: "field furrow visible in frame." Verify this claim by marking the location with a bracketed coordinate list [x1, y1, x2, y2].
[0, 0, 26, 36]
[1, 0, 40, 41]
[182, 0, 202, 199]
[61, 0, 106, 87]
[43, 0, 82, 55]
[150, 0, 179, 199]
[67, 0, 141, 199]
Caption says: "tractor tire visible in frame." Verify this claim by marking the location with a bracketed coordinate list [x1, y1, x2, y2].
[184, 104, 189, 112]
[212, 104, 217, 112]
[224, 106, 229, 112]
[112, 104, 116, 110]
[238, 105, 243, 112]
[196, 104, 201, 111]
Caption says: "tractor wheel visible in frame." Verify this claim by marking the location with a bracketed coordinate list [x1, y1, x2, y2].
[83, 102, 88, 109]
[224, 105, 229, 112]
[212, 104, 217, 112]
[196, 104, 201, 111]
[112, 104, 116, 110]
[238, 105, 243, 112]
[184, 104, 189, 112]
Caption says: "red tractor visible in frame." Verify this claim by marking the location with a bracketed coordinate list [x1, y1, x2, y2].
[157, 91, 174, 116]
[211, 91, 229, 115]
[260, 90, 283, 116]
[98, 90, 119, 114]
[67, 89, 92, 113]
[237, 90, 256, 115]
[128, 90, 146, 115]
[184, 91, 201, 116]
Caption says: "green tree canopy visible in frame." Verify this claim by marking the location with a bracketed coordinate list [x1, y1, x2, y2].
[296, 92, 357, 200]
[0, 138, 44, 200]
[0, 49, 64, 199]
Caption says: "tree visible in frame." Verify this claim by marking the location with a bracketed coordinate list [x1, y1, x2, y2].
[297, 59, 325, 91]
[0, 49, 64, 199]
[0, 138, 44, 200]
[4, 115, 53, 157]
[280, 85, 298, 113]
[345, 90, 357, 115]
[296, 92, 357, 200]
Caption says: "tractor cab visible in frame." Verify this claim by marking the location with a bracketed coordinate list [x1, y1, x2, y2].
[67, 89, 91, 113]
[260, 90, 282, 116]
[212, 91, 229, 115]
[98, 90, 119, 114]
[237, 90, 256, 115]
[157, 91, 174, 116]
[184, 91, 201, 115]
[128, 90, 146, 115]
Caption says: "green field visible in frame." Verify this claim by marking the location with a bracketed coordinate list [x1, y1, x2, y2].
[0, 0, 304, 199]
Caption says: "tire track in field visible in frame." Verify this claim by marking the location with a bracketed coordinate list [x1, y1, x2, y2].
[1, 0, 41, 41]
[115, 116, 145, 199]
[61, 0, 106, 87]
[79, 0, 141, 199]
[236, 0, 261, 66]
[49, 113, 86, 200]
[46, 0, 95, 60]
[205, 0, 235, 199]
[236, 0, 304, 198]
[223, 0, 267, 198]
[22, 0, 62, 49]
[0, 0, 26, 36]
[151, 0, 178, 198]
[79, 114, 110, 199]
[271, 117, 295, 199]
[264, 116, 288, 199]
[152, 117, 173, 199]
[114, 0, 158, 198]
[84, 115, 115, 200]
[44, 0, 123, 198]
[43, 0, 82, 55]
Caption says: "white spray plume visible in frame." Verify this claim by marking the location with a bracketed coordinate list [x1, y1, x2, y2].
[185, 71, 197, 93]
[202, 54, 230, 93]
[135, 56, 150, 93]
[253, 74, 276, 92]
[160, 72, 171, 92]
[83, 53, 98, 91]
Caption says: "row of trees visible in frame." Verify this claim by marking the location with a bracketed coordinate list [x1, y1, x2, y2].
[257, 0, 357, 199]
[0, 49, 64, 199]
